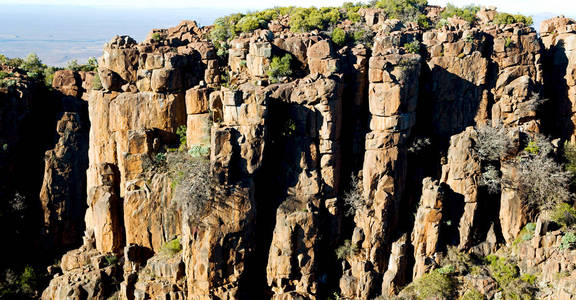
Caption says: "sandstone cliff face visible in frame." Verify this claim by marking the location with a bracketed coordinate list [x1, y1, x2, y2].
[26, 10, 576, 300]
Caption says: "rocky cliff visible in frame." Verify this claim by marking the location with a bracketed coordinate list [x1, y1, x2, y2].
[2, 4, 576, 300]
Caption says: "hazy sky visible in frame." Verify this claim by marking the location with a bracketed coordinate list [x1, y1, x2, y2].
[0, 0, 574, 15]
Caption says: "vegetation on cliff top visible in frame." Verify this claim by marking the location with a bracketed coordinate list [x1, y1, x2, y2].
[1, 53, 98, 89]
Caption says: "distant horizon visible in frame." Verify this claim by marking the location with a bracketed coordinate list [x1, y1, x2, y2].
[1, 1, 575, 66]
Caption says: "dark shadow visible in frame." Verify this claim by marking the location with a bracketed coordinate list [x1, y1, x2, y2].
[541, 39, 574, 140]
[438, 184, 465, 250]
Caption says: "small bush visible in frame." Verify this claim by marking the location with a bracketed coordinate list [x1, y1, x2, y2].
[335, 239, 358, 259]
[514, 223, 536, 246]
[103, 255, 118, 266]
[151, 32, 162, 41]
[515, 135, 572, 211]
[485, 255, 519, 287]
[417, 14, 431, 29]
[20, 53, 44, 80]
[551, 202, 576, 228]
[494, 13, 533, 26]
[437, 265, 455, 275]
[349, 24, 375, 47]
[289, 7, 343, 32]
[176, 125, 187, 151]
[440, 4, 480, 23]
[504, 37, 514, 49]
[460, 289, 484, 300]
[343, 174, 364, 216]
[480, 164, 501, 194]
[18, 266, 42, 295]
[162, 238, 182, 255]
[267, 54, 293, 83]
[43, 66, 59, 87]
[66, 57, 98, 72]
[332, 28, 348, 47]
[520, 273, 537, 285]
[167, 152, 213, 225]
[237, 15, 261, 32]
[440, 246, 474, 274]
[0, 71, 13, 80]
[403, 40, 420, 54]
[475, 125, 513, 161]
[436, 18, 450, 28]
[559, 231, 576, 250]
[0, 78, 17, 88]
[155, 152, 167, 163]
[92, 72, 103, 90]
[403, 269, 455, 299]
[375, 0, 428, 23]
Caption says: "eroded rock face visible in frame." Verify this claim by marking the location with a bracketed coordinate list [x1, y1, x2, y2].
[37, 12, 576, 300]
[411, 178, 445, 280]
[488, 25, 543, 132]
[340, 38, 421, 297]
[440, 127, 482, 249]
[422, 28, 490, 137]
[40, 110, 89, 250]
[541, 17, 576, 141]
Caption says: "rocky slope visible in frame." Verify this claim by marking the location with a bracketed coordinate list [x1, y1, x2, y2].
[2, 4, 576, 300]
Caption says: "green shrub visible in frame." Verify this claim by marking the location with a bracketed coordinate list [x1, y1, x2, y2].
[162, 238, 182, 255]
[0, 71, 13, 80]
[460, 289, 484, 300]
[151, 32, 162, 41]
[436, 18, 450, 28]
[289, 7, 343, 32]
[0, 53, 62, 88]
[20, 53, 44, 80]
[43, 66, 59, 87]
[512, 223, 537, 246]
[92, 72, 103, 90]
[440, 4, 480, 23]
[437, 265, 456, 275]
[417, 14, 431, 29]
[551, 202, 576, 228]
[440, 246, 475, 274]
[504, 37, 514, 49]
[0, 78, 17, 88]
[267, 54, 293, 83]
[155, 152, 167, 163]
[67, 57, 98, 72]
[404, 269, 455, 299]
[494, 13, 533, 26]
[335, 239, 358, 259]
[375, 0, 428, 22]
[520, 273, 537, 285]
[332, 28, 348, 47]
[403, 40, 420, 54]
[103, 255, 118, 266]
[485, 255, 519, 287]
[560, 231, 576, 250]
[237, 16, 261, 32]
[176, 125, 187, 151]
[350, 25, 375, 47]
[19, 266, 40, 295]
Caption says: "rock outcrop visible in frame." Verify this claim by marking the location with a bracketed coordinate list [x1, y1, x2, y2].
[4, 7, 573, 300]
